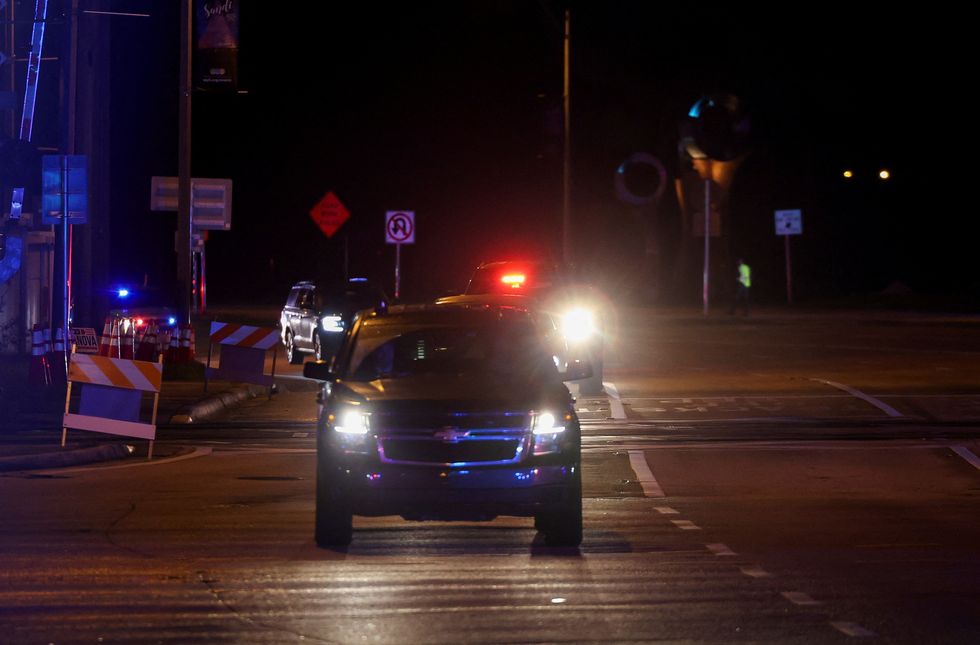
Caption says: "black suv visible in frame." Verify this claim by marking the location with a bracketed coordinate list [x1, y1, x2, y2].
[303, 300, 590, 547]
[280, 278, 388, 364]
[463, 260, 607, 395]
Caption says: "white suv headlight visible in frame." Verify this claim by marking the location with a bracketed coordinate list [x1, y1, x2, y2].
[321, 314, 344, 333]
[333, 409, 370, 434]
[560, 307, 596, 343]
[531, 411, 566, 434]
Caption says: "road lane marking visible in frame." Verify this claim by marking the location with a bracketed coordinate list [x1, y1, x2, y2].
[830, 621, 876, 637]
[739, 566, 771, 578]
[781, 591, 822, 606]
[952, 446, 980, 471]
[653, 506, 679, 515]
[706, 543, 737, 556]
[812, 378, 903, 417]
[40, 446, 213, 474]
[627, 450, 665, 497]
[670, 519, 701, 530]
[603, 381, 627, 419]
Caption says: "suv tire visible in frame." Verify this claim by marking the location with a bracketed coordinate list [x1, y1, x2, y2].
[536, 468, 582, 546]
[315, 461, 353, 547]
[313, 332, 323, 362]
[285, 330, 303, 365]
[576, 355, 604, 396]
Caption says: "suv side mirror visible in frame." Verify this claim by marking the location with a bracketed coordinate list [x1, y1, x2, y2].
[303, 360, 336, 381]
[562, 359, 593, 382]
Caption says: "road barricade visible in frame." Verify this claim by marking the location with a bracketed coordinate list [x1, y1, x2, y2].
[204, 322, 280, 398]
[28, 323, 51, 386]
[62, 353, 164, 459]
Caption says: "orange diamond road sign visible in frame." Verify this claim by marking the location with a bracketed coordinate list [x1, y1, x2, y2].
[309, 191, 350, 238]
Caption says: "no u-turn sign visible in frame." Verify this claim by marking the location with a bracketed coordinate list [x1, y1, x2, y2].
[385, 211, 415, 244]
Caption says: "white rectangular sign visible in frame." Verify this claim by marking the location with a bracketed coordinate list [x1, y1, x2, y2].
[69, 327, 99, 354]
[775, 209, 802, 236]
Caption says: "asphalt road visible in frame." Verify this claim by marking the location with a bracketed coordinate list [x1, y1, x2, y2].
[2, 306, 979, 643]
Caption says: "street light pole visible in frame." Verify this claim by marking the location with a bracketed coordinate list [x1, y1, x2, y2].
[561, 8, 571, 266]
[177, 0, 193, 325]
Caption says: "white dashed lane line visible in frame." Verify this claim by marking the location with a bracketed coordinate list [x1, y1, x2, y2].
[670, 519, 701, 530]
[706, 543, 737, 556]
[603, 381, 627, 419]
[811, 378, 903, 417]
[653, 506, 679, 515]
[627, 450, 665, 497]
[951, 446, 980, 471]
[739, 566, 771, 578]
[830, 621, 877, 637]
[781, 591, 822, 606]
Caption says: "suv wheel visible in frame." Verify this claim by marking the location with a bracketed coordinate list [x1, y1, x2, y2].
[285, 330, 303, 365]
[577, 356, 604, 396]
[313, 332, 323, 361]
[536, 468, 582, 546]
[315, 461, 353, 547]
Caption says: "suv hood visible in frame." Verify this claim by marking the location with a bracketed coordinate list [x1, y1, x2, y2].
[335, 373, 569, 411]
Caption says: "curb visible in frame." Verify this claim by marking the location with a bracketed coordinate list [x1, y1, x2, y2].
[0, 443, 134, 473]
[168, 383, 267, 424]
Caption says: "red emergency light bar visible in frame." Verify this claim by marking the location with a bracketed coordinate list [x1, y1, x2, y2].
[500, 273, 526, 287]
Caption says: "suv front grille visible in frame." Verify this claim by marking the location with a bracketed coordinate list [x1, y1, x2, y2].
[379, 437, 523, 465]
[374, 411, 530, 466]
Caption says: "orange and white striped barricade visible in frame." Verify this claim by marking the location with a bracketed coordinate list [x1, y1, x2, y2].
[205, 322, 279, 398]
[62, 353, 164, 459]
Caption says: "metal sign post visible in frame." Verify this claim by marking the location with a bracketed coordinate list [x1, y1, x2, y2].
[703, 179, 710, 315]
[385, 211, 415, 300]
[774, 209, 803, 304]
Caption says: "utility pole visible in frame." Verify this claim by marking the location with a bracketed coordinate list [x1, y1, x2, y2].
[176, 0, 193, 324]
[561, 8, 571, 266]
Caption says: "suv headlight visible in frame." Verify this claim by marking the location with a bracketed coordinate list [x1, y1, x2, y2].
[531, 411, 566, 434]
[330, 409, 370, 434]
[321, 314, 344, 333]
[560, 307, 596, 343]
[532, 410, 570, 455]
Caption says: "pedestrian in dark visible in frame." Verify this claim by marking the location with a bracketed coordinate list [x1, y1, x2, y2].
[730, 258, 751, 316]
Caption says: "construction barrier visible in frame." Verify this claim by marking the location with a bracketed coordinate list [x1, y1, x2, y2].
[205, 321, 279, 397]
[28, 323, 51, 386]
[47, 324, 67, 385]
[135, 323, 159, 361]
[98, 317, 114, 356]
[62, 353, 163, 459]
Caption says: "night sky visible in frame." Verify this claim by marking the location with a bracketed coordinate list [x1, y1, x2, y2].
[105, 2, 969, 306]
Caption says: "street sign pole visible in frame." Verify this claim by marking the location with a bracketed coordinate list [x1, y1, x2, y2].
[702, 178, 710, 315]
[774, 209, 802, 305]
[61, 156, 70, 376]
[394, 243, 401, 300]
[784, 234, 792, 304]
[384, 210, 415, 301]
[177, 0, 193, 325]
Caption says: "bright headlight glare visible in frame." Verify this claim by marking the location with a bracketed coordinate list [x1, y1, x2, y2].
[321, 315, 344, 333]
[335, 409, 369, 434]
[532, 411, 565, 434]
[561, 307, 596, 342]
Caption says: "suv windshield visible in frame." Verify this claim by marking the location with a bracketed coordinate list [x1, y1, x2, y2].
[345, 319, 556, 382]
[465, 262, 559, 296]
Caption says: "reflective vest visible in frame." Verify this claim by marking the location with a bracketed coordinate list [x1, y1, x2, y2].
[738, 263, 751, 288]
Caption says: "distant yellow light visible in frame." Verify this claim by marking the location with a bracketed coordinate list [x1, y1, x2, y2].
[842, 170, 853, 179]
[879, 169, 890, 180]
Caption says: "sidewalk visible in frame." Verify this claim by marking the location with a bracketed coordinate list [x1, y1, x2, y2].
[0, 352, 265, 473]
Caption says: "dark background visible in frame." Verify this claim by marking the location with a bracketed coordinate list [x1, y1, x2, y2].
[102, 2, 971, 307]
